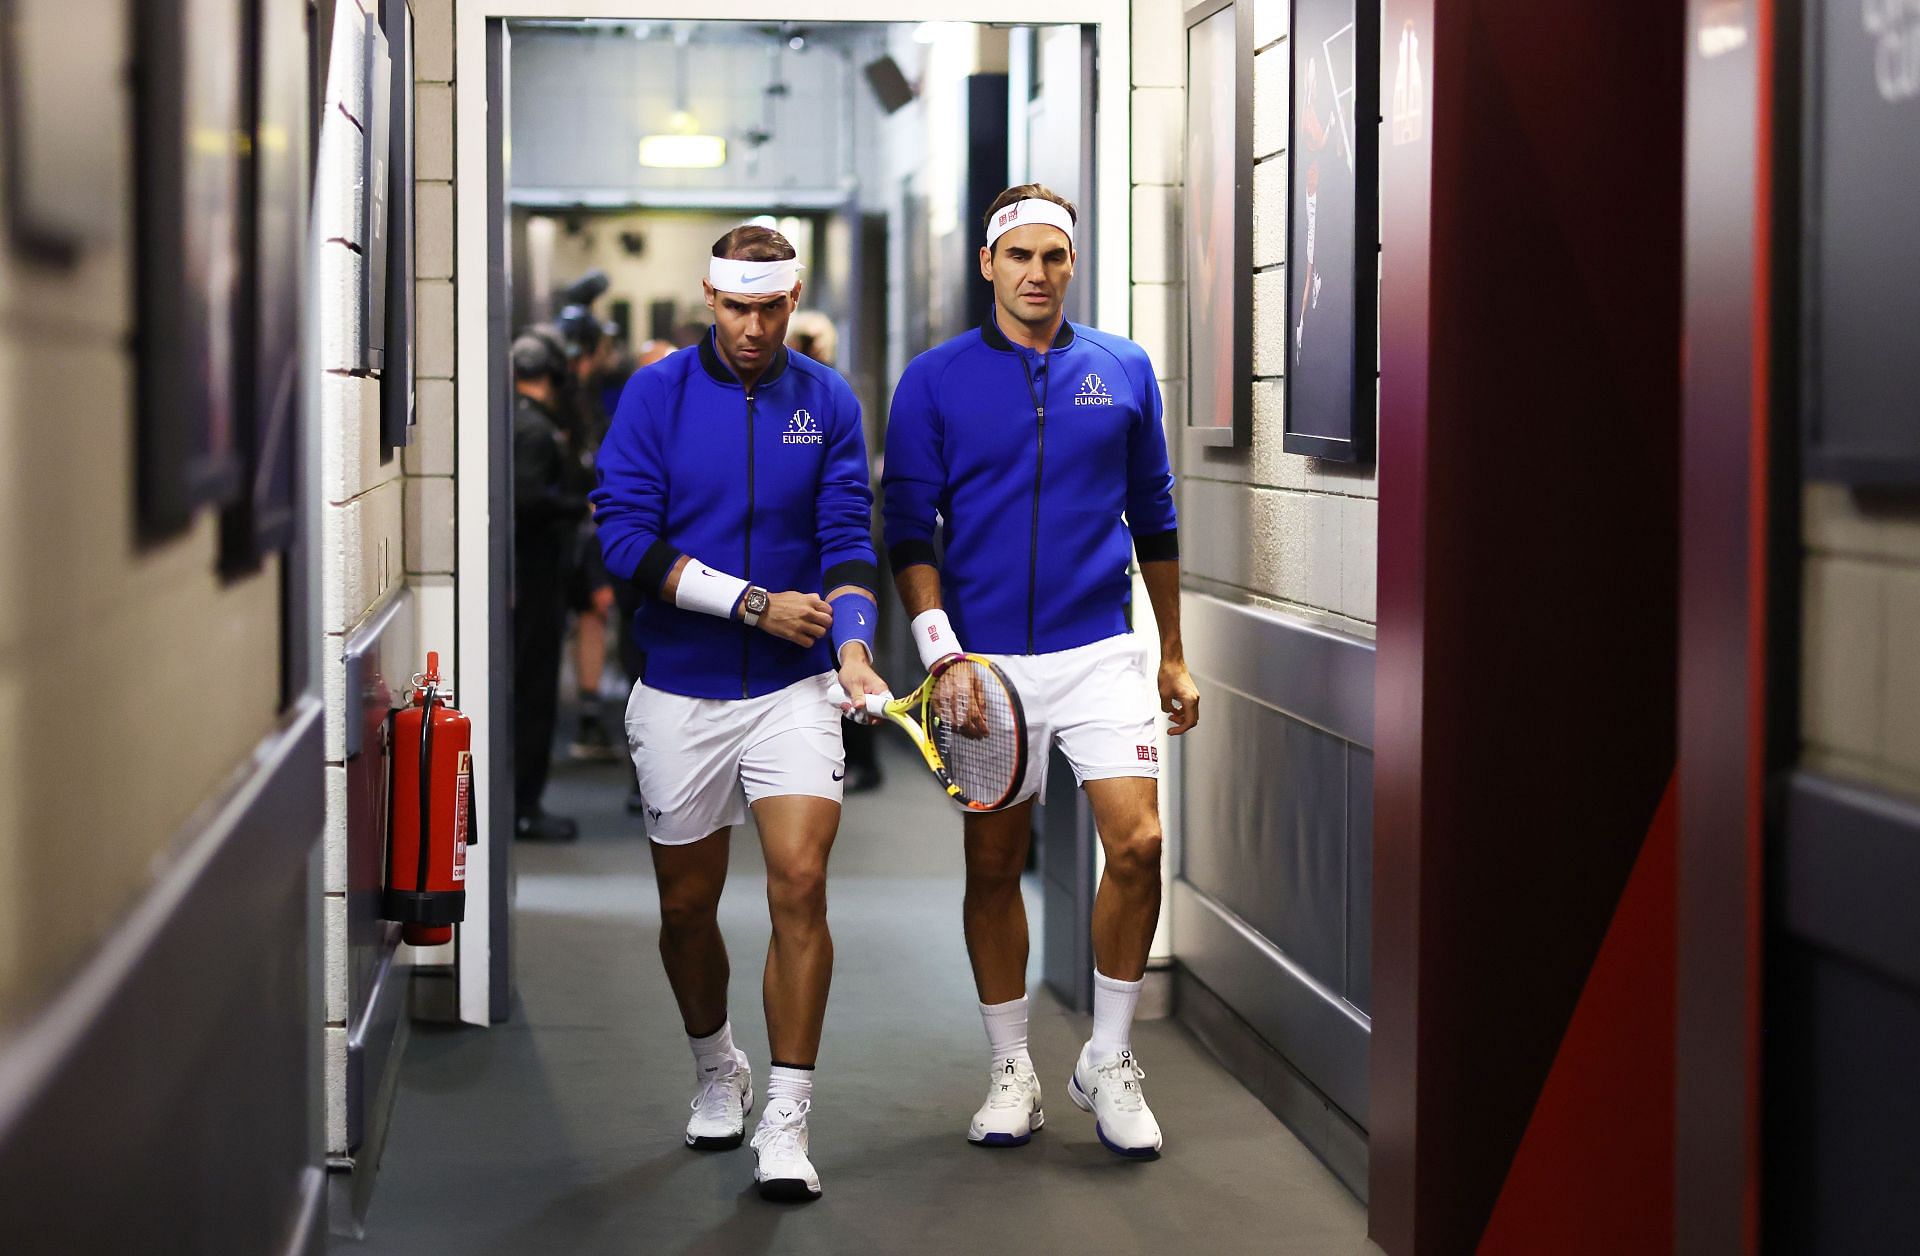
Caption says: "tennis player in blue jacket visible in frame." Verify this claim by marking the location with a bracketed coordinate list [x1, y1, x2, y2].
[883, 185, 1199, 1159]
[593, 225, 887, 1201]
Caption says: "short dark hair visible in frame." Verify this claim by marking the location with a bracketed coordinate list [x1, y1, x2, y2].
[982, 184, 1078, 251]
[711, 224, 798, 262]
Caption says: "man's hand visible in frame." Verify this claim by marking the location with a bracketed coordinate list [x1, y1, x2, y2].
[833, 644, 890, 723]
[756, 591, 832, 646]
[1159, 659, 1200, 735]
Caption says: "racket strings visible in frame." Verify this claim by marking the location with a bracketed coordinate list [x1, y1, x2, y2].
[927, 661, 1022, 807]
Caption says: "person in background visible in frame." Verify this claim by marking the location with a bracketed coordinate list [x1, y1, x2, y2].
[510, 330, 588, 842]
[787, 311, 882, 795]
[555, 306, 622, 762]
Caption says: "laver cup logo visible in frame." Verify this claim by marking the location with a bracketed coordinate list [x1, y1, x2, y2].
[1074, 373, 1114, 406]
[783, 409, 824, 445]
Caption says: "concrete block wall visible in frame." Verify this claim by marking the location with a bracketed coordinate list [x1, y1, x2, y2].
[1800, 485, 1920, 801]
[407, 1, 457, 652]
[1137, 0, 1379, 637]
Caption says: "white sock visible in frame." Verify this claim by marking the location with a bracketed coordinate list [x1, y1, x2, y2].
[689, 1019, 736, 1074]
[765, 1064, 814, 1118]
[1085, 970, 1143, 1060]
[979, 996, 1034, 1071]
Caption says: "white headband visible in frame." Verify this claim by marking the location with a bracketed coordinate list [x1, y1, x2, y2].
[985, 198, 1075, 250]
[708, 256, 803, 294]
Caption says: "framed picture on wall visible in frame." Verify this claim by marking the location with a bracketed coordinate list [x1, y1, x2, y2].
[381, 0, 416, 450]
[1183, 0, 1253, 447]
[134, 0, 248, 539]
[1283, 0, 1379, 462]
[222, 0, 311, 571]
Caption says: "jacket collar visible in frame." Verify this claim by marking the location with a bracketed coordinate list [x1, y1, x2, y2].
[980, 306, 1076, 354]
[699, 326, 790, 390]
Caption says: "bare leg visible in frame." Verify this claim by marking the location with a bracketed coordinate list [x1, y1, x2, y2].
[962, 801, 1036, 1004]
[752, 794, 840, 1064]
[650, 830, 733, 1034]
[1082, 776, 1164, 982]
[577, 589, 614, 696]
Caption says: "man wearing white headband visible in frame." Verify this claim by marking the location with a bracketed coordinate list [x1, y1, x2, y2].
[884, 184, 1200, 1159]
[593, 224, 888, 1201]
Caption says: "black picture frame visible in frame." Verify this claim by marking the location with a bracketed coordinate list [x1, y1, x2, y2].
[1799, 0, 1920, 486]
[221, 0, 310, 572]
[1183, 0, 1254, 447]
[381, 0, 416, 450]
[135, 0, 248, 540]
[1282, 0, 1379, 463]
[363, 16, 394, 372]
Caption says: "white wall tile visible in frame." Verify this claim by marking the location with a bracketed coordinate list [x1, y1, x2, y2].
[413, 575, 459, 691]
[414, 181, 454, 280]
[1131, 88, 1184, 185]
[325, 1026, 348, 1153]
[1252, 267, 1289, 377]
[1132, 0, 1185, 87]
[405, 476, 457, 575]
[322, 499, 364, 635]
[1884, 569, 1920, 778]
[1804, 482, 1920, 561]
[1131, 283, 1183, 381]
[324, 765, 348, 894]
[1253, 43, 1288, 162]
[416, 279, 456, 379]
[1254, 0, 1291, 49]
[416, 83, 454, 183]
[1340, 496, 1378, 622]
[413, 0, 454, 84]
[1253, 157, 1288, 269]
[325, 893, 347, 1025]
[1802, 558, 1885, 761]
[404, 378, 457, 477]
[1131, 185, 1180, 285]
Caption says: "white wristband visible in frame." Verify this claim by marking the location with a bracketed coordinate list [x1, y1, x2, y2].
[675, 559, 750, 620]
[910, 608, 961, 672]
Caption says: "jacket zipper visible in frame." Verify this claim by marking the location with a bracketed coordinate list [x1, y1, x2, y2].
[742, 391, 756, 698]
[1021, 357, 1048, 654]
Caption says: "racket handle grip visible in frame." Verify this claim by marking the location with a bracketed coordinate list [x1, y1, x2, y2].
[862, 693, 889, 718]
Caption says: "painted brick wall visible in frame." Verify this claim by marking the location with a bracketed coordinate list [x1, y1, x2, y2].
[1135, 0, 1378, 638]
[1800, 486, 1920, 801]
[0, 8, 283, 1027]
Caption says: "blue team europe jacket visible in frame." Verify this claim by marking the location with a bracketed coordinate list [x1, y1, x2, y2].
[593, 331, 878, 700]
[881, 312, 1179, 655]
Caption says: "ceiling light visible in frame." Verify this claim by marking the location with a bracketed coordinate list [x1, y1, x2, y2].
[638, 134, 727, 168]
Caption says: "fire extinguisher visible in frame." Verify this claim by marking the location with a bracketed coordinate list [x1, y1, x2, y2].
[383, 651, 474, 946]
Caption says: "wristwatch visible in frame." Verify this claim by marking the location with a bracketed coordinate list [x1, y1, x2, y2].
[740, 585, 770, 627]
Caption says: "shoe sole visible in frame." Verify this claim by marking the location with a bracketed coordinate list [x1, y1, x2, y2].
[755, 1176, 821, 1202]
[1067, 1074, 1161, 1160]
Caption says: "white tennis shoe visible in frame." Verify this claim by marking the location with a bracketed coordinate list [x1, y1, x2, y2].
[1068, 1048, 1163, 1159]
[751, 1099, 823, 1201]
[968, 1057, 1045, 1147]
[685, 1047, 753, 1150]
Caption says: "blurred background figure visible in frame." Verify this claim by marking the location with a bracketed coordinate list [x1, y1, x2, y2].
[552, 303, 623, 762]
[789, 310, 881, 794]
[511, 331, 588, 841]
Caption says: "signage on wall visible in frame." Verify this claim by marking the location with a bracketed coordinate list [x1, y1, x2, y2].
[1183, 0, 1254, 447]
[1283, 0, 1380, 463]
[1802, 0, 1920, 484]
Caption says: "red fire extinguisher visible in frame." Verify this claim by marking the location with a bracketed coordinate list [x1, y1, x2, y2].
[383, 652, 474, 946]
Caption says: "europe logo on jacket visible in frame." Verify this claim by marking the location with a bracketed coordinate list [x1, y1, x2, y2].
[783, 409, 824, 445]
[1074, 373, 1114, 405]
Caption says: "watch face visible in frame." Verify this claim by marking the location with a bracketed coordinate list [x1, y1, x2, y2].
[746, 588, 770, 614]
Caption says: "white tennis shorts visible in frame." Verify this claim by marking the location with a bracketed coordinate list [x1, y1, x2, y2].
[981, 633, 1161, 807]
[624, 671, 845, 844]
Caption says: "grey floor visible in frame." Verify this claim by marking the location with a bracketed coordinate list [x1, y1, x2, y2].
[339, 740, 1369, 1256]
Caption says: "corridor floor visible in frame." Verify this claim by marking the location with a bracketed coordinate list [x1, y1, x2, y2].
[340, 743, 1370, 1256]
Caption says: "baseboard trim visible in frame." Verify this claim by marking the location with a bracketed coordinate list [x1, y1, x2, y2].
[1176, 965, 1370, 1202]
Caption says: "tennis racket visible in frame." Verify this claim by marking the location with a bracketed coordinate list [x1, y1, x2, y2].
[849, 655, 1029, 811]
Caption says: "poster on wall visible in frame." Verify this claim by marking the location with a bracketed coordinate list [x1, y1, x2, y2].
[1284, 0, 1379, 462]
[135, 0, 248, 539]
[1184, 0, 1253, 446]
[222, 0, 311, 571]
[381, 0, 416, 450]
